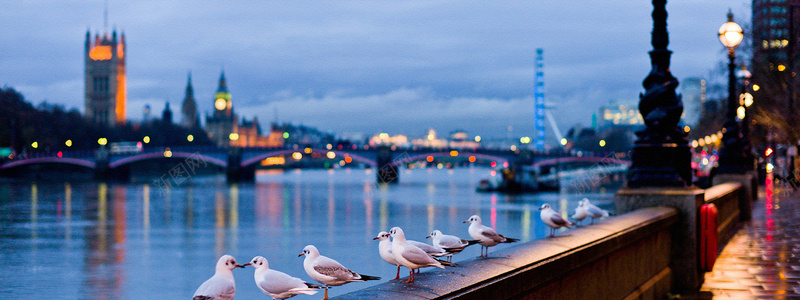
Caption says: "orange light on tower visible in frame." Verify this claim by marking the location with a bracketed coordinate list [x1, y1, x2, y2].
[89, 45, 112, 60]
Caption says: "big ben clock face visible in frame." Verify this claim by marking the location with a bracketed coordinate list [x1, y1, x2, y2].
[215, 98, 226, 110]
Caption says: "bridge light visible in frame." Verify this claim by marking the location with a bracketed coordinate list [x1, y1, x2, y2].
[57, 151, 62, 158]
[65, 140, 72, 147]
[326, 144, 332, 150]
[450, 150, 458, 157]
[97, 138, 107, 146]
[304, 147, 312, 154]
[229, 133, 239, 141]
[164, 148, 173, 158]
[503, 162, 509, 168]
[599, 140, 606, 147]
[691, 140, 699, 148]
[469, 156, 476, 163]
[292, 152, 302, 160]
[143, 136, 150, 144]
[283, 132, 289, 139]
[326, 151, 336, 159]
[426, 156, 434, 162]
[474, 136, 481, 142]
[560, 138, 567, 146]
[344, 156, 352, 163]
[31, 141, 38, 149]
[490, 161, 496, 168]
[187, 135, 194, 142]
[510, 145, 517, 151]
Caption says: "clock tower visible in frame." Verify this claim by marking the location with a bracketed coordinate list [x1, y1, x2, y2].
[205, 71, 237, 147]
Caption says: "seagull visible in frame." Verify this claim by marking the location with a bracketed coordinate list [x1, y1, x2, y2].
[193, 254, 246, 300]
[427, 230, 480, 262]
[539, 203, 574, 237]
[389, 227, 453, 283]
[572, 200, 588, 226]
[247, 256, 321, 300]
[583, 198, 610, 224]
[373, 231, 402, 280]
[299, 245, 380, 300]
[464, 215, 519, 257]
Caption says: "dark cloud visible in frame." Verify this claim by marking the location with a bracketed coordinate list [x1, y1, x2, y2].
[0, 1, 751, 142]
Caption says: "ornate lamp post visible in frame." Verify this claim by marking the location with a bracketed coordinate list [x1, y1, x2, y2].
[627, 0, 692, 187]
[716, 10, 752, 174]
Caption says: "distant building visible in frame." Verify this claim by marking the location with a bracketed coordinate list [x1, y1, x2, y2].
[752, 2, 798, 74]
[448, 130, 479, 150]
[180, 73, 199, 129]
[681, 78, 706, 126]
[204, 71, 280, 147]
[162, 102, 172, 124]
[411, 129, 448, 148]
[598, 99, 643, 128]
[143, 104, 151, 123]
[84, 29, 126, 126]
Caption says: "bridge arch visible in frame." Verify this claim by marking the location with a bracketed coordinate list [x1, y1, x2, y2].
[389, 152, 510, 167]
[109, 152, 228, 169]
[0, 157, 96, 170]
[241, 148, 377, 168]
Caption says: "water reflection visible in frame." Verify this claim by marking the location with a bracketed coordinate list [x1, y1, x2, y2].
[0, 168, 616, 299]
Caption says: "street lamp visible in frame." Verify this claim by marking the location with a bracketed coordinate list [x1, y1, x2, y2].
[716, 10, 752, 174]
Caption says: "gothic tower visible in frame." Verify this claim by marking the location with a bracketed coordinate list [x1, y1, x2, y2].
[84, 29, 126, 126]
[181, 73, 199, 128]
[205, 71, 236, 147]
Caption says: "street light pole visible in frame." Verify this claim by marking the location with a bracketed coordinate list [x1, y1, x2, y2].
[716, 10, 751, 174]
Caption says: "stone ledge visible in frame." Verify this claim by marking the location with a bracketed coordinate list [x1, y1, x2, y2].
[337, 207, 678, 300]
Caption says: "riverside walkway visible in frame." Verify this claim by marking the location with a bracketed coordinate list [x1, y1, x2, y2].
[698, 180, 800, 298]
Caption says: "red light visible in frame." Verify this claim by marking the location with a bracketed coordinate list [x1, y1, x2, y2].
[137, 142, 143, 148]
[765, 148, 773, 157]
[490, 161, 497, 168]
[503, 162, 509, 168]
[700, 150, 707, 156]
[57, 151, 63, 158]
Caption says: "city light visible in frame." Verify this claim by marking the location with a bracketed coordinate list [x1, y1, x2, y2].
[684, 126, 690, 133]
[283, 132, 289, 139]
[98, 138, 107, 146]
[379, 133, 389, 139]
[692, 140, 699, 148]
[490, 161, 497, 168]
[510, 145, 517, 151]
[742, 92, 753, 107]
[560, 138, 567, 146]
[766, 162, 774, 173]
[326, 151, 336, 159]
[450, 150, 458, 157]
[469, 156, 476, 163]
[344, 156, 352, 164]
[164, 148, 172, 158]
[31, 141, 38, 149]
[292, 152, 302, 160]
[65, 140, 72, 147]
[143, 136, 150, 144]
[737, 106, 746, 119]
[57, 151, 62, 158]
[187, 135, 194, 142]
[474, 136, 481, 142]
[304, 147, 312, 154]
[229, 133, 239, 141]
[426, 156, 434, 162]
[778, 65, 786, 71]
[520, 137, 531, 144]
[599, 140, 606, 147]
[753, 84, 760, 91]
[765, 147, 773, 157]
[326, 144, 332, 150]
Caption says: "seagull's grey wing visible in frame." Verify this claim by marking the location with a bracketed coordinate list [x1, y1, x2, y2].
[313, 257, 359, 280]
[259, 270, 307, 294]
[438, 235, 463, 248]
[586, 206, 609, 217]
[480, 227, 504, 242]
[400, 245, 440, 266]
[550, 213, 570, 226]
[193, 276, 235, 300]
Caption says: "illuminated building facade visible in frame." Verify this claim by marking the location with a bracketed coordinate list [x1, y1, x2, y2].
[752, 0, 800, 110]
[681, 78, 707, 126]
[598, 100, 643, 128]
[205, 71, 281, 148]
[84, 29, 126, 126]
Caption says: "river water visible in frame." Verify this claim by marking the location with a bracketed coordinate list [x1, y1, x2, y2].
[0, 167, 615, 299]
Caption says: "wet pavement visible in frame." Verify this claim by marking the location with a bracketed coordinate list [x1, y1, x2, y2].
[698, 178, 800, 299]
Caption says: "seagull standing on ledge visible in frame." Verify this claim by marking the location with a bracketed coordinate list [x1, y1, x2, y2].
[583, 198, 610, 224]
[374, 231, 402, 280]
[389, 227, 452, 283]
[539, 203, 573, 237]
[464, 215, 519, 257]
[299, 245, 380, 300]
[427, 229, 480, 262]
[572, 200, 588, 226]
[247, 256, 321, 300]
[193, 254, 246, 300]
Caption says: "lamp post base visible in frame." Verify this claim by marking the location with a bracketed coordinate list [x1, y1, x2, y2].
[627, 143, 692, 188]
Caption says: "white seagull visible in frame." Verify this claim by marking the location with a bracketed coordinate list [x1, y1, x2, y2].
[464, 215, 519, 257]
[539, 203, 574, 237]
[299, 245, 380, 300]
[373, 231, 402, 280]
[247, 256, 321, 300]
[427, 229, 480, 262]
[193, 254, 246, 300]
[583, 198, 610, 224]
[572, 200, 588, 226]
[389, 227, 452, 283]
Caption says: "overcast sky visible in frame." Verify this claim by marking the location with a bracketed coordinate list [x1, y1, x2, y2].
[1, 1, 751, 143]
